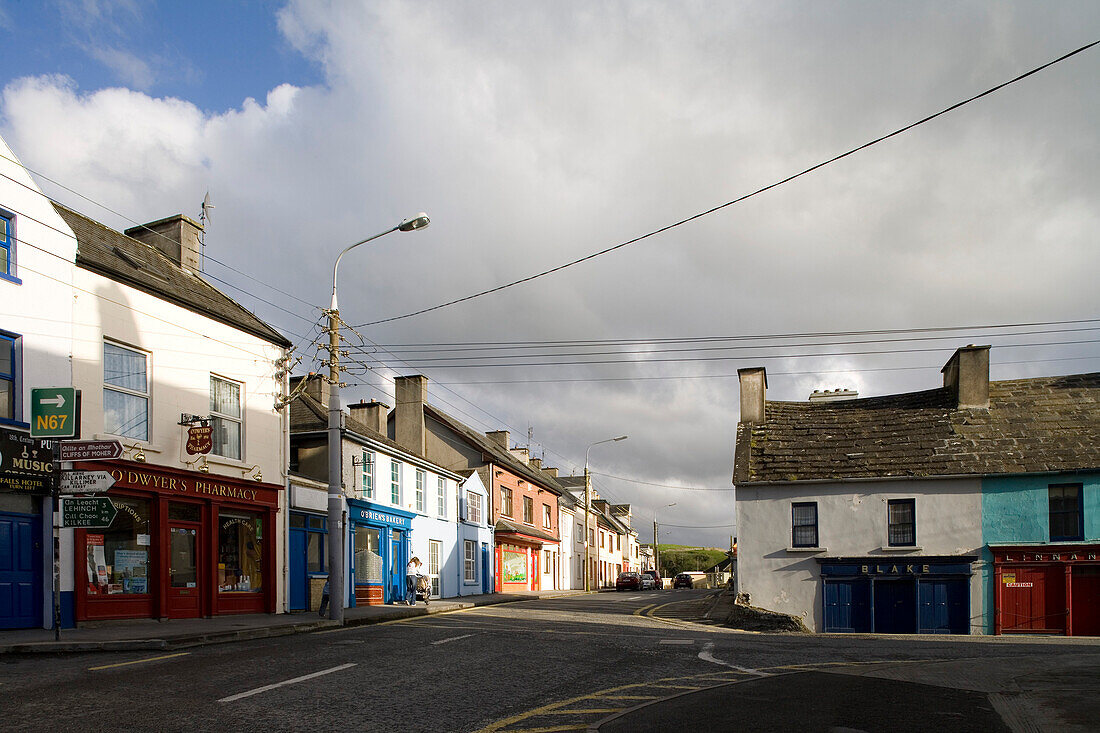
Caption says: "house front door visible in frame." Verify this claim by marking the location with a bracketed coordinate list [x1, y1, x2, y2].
[167, 524, 201, 618]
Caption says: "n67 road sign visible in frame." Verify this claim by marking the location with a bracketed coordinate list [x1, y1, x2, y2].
[31, 387, 77, 438]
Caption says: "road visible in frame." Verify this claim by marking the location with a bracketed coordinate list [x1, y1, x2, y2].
[1, 590, 1097, 732]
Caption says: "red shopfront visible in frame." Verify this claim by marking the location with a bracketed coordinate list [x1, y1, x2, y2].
[992, 545, 1100, 636]
[73, 460, 280, 621]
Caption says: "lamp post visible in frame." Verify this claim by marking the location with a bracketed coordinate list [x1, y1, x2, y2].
[583, 435, 627, 592]
[326, 213, 429, 622]
[654, 502, 675, 580]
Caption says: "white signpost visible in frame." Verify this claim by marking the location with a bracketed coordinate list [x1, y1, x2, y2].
[58, 470, 116, 495]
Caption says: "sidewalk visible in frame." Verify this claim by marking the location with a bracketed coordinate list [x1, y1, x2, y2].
[0, 590, 583, 655]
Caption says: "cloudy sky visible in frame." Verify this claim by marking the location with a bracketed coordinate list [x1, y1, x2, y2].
[2, 1, 1098, 547]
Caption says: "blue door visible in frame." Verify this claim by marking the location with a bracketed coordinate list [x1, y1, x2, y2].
[481, 543, 491, 594]
[873, 579, 917, 634]
[0, 511, 41, 629]
[918, 578, 968, 634]
[823, 579, 870, 632]
[389, 530, 405, 603]
[289, 527, 307, 611]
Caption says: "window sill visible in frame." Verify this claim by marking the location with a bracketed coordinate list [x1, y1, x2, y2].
[204, 454, 250, 469]
[0, 418, 30, 430]
[0, 272, 23, 285]
[879, 545, 923, 552]
[786, 546, 827, 553]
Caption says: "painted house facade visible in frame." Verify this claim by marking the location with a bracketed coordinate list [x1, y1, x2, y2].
[734, 346, 1099, 635]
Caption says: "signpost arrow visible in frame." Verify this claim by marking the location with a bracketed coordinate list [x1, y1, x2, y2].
[58, 440, 124, 462]
[59, 471, 116, 495]
[61, 497, 117, 528]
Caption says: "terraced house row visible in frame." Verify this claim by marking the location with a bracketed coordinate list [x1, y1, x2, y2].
[0, 134, 639, 630]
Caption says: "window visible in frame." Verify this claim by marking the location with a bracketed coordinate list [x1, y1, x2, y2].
[523, 495, 534, 524]
[792, 502, 818, 548]
[289, 514, 325, 573]
[468, 492, 483, 524]
[543, 504, 552, 529]
[353, 526, 381, 583]
[589, 528, 595, 546]
[428, 540, 441, 597]
[361, 451, 374, 499]
[391, 461, 402, 505]
[501, 487, 513, 517]
[104, 341, 149, 440]
[415, 469, 425, 512]
[85, 497, 151, 596]
[210, 375, 242, 460]
[437, 477, 446, 517]
[0, 330, 18, 423]
[464, 540, 477, 582]
[217, 511, 263, 593]
[600, 531, 605, 548]
[888, 499, 916, 546]
[0, 212, 14, 279]
[1049, 484, 1083, 541]
[544, 550, 551, 569]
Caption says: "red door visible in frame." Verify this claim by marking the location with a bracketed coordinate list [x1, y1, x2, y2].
[1071, 566, 1100, 636]
[531, 549, 540, 592]
[167, 523, 202, 618]
[1001, 565, 1065, 633]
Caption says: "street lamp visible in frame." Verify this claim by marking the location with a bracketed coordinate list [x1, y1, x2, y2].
[584, 435, 627, 592]
[326, 213, 430, 623]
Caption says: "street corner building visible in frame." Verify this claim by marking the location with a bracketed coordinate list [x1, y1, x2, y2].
[732, 345, 1100, 636]
[0, 131, 293, 629]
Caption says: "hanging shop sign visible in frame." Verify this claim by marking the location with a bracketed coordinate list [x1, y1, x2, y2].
[0, 427, 55, 493]
[186, 426, 213, 455]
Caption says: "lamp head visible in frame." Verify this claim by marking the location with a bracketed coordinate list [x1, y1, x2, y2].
[613, 435, 628, 441]
[398, 213, 430, 232]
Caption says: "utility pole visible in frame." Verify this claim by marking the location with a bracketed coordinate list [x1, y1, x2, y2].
[653, 519, 660, 578]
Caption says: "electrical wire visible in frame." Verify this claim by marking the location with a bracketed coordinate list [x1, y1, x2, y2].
[353, 39, 1100, 328]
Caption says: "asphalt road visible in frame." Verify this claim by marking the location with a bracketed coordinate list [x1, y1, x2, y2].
[1, 590, 1097, 732]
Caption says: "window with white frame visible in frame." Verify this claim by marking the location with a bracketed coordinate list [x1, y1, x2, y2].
[436, 477, 446, 517]
[464, 540, 477, 582]
[210, 375, 242, 460]
[543, 504, 552, 528]
[415, 469, 426, 512]
[361, 450, 374, 499]
[391, 460, 401, 504]
[523, 495, 533, 524]
[103, 341, 149, 440]
[0, 330, 19, 423]
[468, 491, 483, 524]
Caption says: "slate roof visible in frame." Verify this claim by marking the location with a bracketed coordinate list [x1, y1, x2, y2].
[495, 518, 560, 544]
[733, 372, 1100, 485]
[55, 202, 291, 347]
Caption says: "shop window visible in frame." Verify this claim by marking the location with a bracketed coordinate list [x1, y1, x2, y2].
[104, 341, 149, 440]
[792, 502, 818, 548]
[415, 469, 425, 512]
[468, 491, 483, 524]
[353, 526, 382, 583]
[1049, 484, 1083, 541]
[0, 330, 20, 424]
[85, 497, 151, 596]
[523, 496, 533, 524]
[501, 487, 513, 518]
[210, 375, 242, 460]
[543, 504, 551, 529]
[437, 477, 446, 517]
[391, 460, 401, 505]
[168, 502, 200, 522]
[361, 450, 374, 499]
[464, 540, 477, 582]
[888, 499, 916, 546]
[503, 548, 526, 583]
[218, 512, 263, 592]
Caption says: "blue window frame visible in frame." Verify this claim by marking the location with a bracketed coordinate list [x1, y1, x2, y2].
[0, 212, 13, 279]
[1049, 484, 1083, 541]
[0, 330, 19, 425]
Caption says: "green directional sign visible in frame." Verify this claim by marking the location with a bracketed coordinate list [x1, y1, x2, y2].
[31, 387, 77, 438]
[61, 496, 117, 528]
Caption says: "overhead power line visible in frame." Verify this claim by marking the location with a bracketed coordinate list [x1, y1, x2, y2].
[354, 39, 1100, 328]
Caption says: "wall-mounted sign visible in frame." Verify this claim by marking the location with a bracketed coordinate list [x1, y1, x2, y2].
[59, 440, 123, 461]
[30, 387, 77, 438]
[62, 497, 117, 528]
[186, 425, 213, 455]
[0, 427, 55, 493]
[59, 470, 116, 495]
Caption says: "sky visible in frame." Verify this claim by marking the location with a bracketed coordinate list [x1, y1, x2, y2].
[2, 1, 1098, 547]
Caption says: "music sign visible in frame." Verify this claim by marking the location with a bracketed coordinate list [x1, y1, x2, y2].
[186, 425, 213, 455]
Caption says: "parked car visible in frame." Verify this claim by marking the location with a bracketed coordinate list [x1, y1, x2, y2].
[639, 573, 656, 590]
[616, 571, 642, 591]
[673, 573, 694, 589]
[642, 570, 663, 590]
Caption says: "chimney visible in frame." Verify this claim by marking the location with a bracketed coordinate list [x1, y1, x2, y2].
[737, 367, 767, 423]
[544, 467, 558, 478]
[486, 431, 510, 449]
[941, 345, 990, 408]
[809, 388, 859, 403]
[348, 399, 389, 434]
[394, 375, 428, 455]
[510, 447, 530, 463]
[297, 373, 327, 407]
[125, 214, 204, 271]
[529, 457, 542, 471]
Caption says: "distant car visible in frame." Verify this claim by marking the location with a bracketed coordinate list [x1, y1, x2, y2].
[639, 573, 656, 590]
[642, 570, 663, 590]
[616, 571, 642, 591]
[673, 573, 694, 589]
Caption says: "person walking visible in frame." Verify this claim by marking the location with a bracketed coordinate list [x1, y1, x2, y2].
[406, 556, 422, 606]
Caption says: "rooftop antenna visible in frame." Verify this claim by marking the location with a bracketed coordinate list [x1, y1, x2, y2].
[199, 191, 215, 272]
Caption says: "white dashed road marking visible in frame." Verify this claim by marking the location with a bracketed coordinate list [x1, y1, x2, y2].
[218, 663, 357, 702]
[431, 634, 475, 645]
[698, 642, 769, 677]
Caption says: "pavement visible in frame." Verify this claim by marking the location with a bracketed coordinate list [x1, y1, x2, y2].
[0, 589, 584, 654]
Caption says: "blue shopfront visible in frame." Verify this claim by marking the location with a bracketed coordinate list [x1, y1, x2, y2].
[346, 499, 414, 606]
[819, 556, 976, 635]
